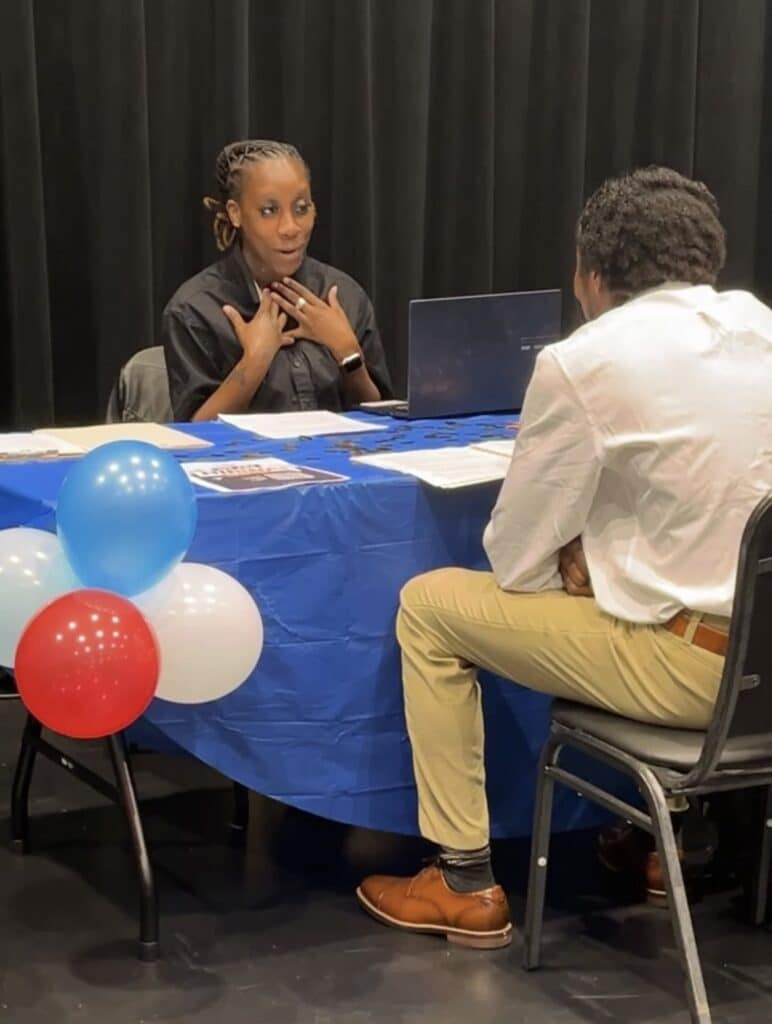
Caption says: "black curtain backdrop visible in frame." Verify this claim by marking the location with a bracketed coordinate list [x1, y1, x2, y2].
[2, 0, 772, 427]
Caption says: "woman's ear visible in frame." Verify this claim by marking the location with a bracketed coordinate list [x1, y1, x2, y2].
[225, 198, 241, 229]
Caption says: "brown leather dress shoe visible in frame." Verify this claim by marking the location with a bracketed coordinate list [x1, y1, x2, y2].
[356, 865, 512, 949]
[645, 851, 669, 907]
[646, 850, 695, 909]
[597, 821, 654, 876]
[597, 823, 686, 907]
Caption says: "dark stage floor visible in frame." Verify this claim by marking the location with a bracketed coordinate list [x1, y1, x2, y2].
[1, 699, 771, 1024]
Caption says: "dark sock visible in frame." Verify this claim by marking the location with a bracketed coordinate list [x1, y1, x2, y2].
[679, 800, 718, 866]
[438, 844, 496, 892]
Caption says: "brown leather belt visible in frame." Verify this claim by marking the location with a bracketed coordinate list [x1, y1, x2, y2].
[664, 610, 728, 657]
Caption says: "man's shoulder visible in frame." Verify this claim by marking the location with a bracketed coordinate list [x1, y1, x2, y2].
[553, 285, 766, 372]
[550, 284, 772, 416]
[547, 313, 620, 379]
[711, 286, 772, 326]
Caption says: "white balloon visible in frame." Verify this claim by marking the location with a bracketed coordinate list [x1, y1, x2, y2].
[0, 527, 80, 668]
[135, 562, 263, 704]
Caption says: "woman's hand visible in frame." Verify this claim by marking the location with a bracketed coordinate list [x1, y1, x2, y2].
[270, 278, 360, 362]
[222, 290, 287, 363]
[559, 537, 594, 597]
[192, 291, 288, 422]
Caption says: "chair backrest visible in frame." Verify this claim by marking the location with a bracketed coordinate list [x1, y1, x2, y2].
[684, 492, 772, 785]
[105, 346, 173, 424]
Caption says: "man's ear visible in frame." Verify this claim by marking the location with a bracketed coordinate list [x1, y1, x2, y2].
[588, 269, 604, 296]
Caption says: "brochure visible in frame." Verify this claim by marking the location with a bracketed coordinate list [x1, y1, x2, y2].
[183, 457, 348, 493]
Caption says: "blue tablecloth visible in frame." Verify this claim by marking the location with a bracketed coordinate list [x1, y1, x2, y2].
[0, 414, 612, 837]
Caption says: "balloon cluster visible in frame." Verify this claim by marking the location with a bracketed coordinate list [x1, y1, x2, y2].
[0, 441, 263, 738]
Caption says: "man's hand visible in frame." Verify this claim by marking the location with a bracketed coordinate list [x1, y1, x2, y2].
[223, 290, 288, 363]
[559, 537, 594, 597]
[270, 278, 360, 362]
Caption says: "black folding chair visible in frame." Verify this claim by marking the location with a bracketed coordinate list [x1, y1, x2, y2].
[104, 345, 251, 845]
[523, 492, 772, 1024]
[10, 707, 160, 961]
[105, 345, 173, 424]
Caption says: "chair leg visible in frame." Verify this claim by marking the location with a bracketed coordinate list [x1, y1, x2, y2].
[229, 781, 250, 843]
[10, 714, 42, 853]
[641, 772, 711, 1024]
[523, 734, 559, 971]
[107, 733, 159, 962]
[749, 785, 772, 926]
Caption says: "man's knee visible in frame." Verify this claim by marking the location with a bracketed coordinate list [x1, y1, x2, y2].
[399, 567, 466, 614]
[397, 568, 469, 648]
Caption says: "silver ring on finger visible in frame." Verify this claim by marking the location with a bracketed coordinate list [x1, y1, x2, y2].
[296, 296, 307, 311]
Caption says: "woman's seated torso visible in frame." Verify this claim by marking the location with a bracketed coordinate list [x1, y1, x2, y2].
[163, 245, 391, 421]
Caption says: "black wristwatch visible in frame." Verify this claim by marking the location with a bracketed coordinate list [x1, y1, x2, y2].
[339, 351, 364, 374]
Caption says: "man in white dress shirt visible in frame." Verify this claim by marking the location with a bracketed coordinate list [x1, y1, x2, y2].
[356, 166, 772, 949]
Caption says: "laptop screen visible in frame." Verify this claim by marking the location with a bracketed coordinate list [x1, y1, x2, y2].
[406, 290, 562, 418]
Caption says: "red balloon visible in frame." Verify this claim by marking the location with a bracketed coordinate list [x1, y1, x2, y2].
[14, 589, 159, 739]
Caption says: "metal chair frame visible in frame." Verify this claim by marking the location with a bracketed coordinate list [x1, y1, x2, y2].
[523, 494, 772, 1024]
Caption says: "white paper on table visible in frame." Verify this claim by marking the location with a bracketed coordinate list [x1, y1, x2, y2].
[351, 445, 511, 489]
[470, 438, 516, 459]
[0, 432, 84, 459]
[219, 410, 387, 439]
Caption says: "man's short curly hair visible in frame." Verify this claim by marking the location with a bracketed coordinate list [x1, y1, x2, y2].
[576, 166, 727, 300]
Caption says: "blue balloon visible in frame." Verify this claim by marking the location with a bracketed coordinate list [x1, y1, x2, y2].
[56, 440, 197, 597]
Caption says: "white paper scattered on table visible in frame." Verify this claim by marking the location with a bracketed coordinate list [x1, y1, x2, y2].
[219, 410, 387, 439]
[0, 432, 84, 460]
[352, 445, 511, 489]
[470, 438, 516, 459]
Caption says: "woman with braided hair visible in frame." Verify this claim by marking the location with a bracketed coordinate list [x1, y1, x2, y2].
[163, 139, 392, 421]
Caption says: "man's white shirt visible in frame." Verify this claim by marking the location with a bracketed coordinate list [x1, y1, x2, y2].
[483, 283, 772, 622]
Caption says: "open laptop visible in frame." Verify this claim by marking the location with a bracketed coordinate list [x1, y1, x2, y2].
[363, 289, 562, 419]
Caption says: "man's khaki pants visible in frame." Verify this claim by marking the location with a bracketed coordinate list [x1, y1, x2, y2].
[396, 568, 725, 851]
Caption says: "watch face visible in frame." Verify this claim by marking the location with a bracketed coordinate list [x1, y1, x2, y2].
[341, 353, 363, 373]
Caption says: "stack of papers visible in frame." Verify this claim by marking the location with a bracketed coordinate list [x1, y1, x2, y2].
[0, 424, 214, 459]
[0, 432, 84, 460]
[182, 458, 348, 493]
[38, 423, 212, 451]
[219, 410, 386, 439]
[352, 445, 512, 489]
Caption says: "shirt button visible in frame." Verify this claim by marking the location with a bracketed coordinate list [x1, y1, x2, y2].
[292, 357, 302, 368]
